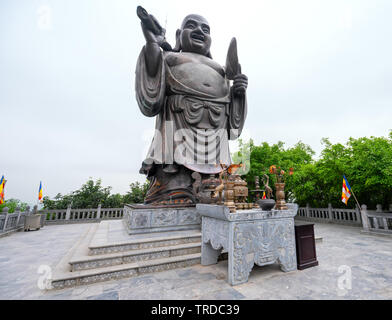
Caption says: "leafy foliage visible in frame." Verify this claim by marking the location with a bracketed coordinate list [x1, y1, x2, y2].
[42, 179, 150, 210]
[233, 139, 314, 202]
[0, 199, 29, 213]
[236, 132, 392, 209]
[123, 182, 150, 204]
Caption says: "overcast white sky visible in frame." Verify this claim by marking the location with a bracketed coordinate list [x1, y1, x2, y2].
[1, 0, 391, 204]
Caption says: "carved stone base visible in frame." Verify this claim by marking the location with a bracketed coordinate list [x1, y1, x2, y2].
[197, 204, 298, 286]
[123, 204, 201, 234]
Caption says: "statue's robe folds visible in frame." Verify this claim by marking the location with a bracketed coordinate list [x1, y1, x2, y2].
[135, 47, 247, 204]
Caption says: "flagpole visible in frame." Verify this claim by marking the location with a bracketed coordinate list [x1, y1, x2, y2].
[345, 175, 361, 209]
[351, 189, 361, 207]
[37, 181, 40, 209]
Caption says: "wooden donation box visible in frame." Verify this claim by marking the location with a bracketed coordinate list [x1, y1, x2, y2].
[294, 222, 318, 270]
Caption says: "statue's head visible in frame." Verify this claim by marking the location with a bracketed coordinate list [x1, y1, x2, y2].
[173, 14, 212, 58]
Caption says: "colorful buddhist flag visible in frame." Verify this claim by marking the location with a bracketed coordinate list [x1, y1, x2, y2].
[0, 176, 4, 195]
[341, 175, 352, 205]
[0, 175, 4, 205]
[38, 181, 43, 202]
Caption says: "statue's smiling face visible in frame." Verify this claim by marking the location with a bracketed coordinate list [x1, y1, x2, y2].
[180, 15, 211, 56]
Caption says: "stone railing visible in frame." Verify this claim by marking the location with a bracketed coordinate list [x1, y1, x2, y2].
[297, 203, 392, 236]
[0, 208, 29, 236]
[361, 205, 392, 236]
[0, 204, 124, 236]
[297, 204, 362, 226]
[43, 204, 123, 224]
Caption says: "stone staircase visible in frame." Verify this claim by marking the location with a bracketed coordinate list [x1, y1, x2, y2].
[51, 222, 201, 289]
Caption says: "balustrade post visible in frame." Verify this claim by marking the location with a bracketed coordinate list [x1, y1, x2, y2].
[355, 205, 361, 223]
[2, 207, 9, 231]
[97, 204, 101, 220]
[360, 204, 369, 231]
[15, 206, 21, 227]
[65, 204, 72, 220]
[375, 204, 383, 228]
[382, 217, 388, 230]
[305, 203, 310, 218]
[328, 203, 333, 221]
[373, 217, 379, 229]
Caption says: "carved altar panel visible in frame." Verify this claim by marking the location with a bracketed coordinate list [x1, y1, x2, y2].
[198, 204, 298, 286]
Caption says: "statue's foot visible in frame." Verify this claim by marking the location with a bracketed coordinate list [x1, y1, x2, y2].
[143, 164, 196, 205]
[144, 188, 196, 205]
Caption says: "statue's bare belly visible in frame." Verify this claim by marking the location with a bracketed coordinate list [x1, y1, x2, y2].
[169, 62, 229, 98]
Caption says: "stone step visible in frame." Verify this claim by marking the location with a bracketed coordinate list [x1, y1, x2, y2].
[51, 253, 201, 289]
[88, 232, 201, 255]
[70, 242, 201, 271]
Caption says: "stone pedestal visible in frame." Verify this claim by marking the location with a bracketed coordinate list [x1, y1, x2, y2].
[24, 214, 42, 231]
[123, 204, 201, 234]
[197, 204, 298, 286]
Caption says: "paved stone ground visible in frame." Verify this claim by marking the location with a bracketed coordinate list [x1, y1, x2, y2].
[0, 222, 391, 300]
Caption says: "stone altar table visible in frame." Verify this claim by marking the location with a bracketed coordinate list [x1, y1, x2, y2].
[197, 204, 298, 286]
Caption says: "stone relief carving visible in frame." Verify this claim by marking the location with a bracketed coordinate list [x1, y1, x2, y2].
[199, 205, 297, 286]
[202, 217, 229, 251]
[178, 210, 200, 225]
[132, 211, 150, 228]
[151, 209, 177, 226]
[124, 207, 201, 234]
[231, 219, 296, 283]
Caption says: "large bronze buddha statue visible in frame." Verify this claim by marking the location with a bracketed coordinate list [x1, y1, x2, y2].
[135, 9, 248, 204]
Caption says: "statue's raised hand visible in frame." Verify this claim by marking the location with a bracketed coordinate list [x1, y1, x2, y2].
[233, 74, 248, 96]
[140, 14, 166, 77]
[140, 15, 166, 46]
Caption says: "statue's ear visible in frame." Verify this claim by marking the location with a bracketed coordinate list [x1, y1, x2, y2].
[173, 29, 181, 52]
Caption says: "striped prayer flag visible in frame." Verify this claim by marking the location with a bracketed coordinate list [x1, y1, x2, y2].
[0, 175, 4, 205]
[38, 181, 43, 202]
[0, 175, 4, 195]
[341, 175, 352, 205]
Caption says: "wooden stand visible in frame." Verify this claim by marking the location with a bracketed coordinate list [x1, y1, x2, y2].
[294, 222, 319, 270]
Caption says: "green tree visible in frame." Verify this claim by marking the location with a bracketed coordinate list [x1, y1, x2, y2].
[43, 179, 112, 209]
[0, 199, 29, 213]
[70, 179, 112, 208]
[123, 181, 149, 204]
[290, 134, 392, 209]
[42, 179, 150, 209]
[42, 193, 73, 210]
[344, 135, 392, 208]
[103, 193, 124, 208]
[234, 139, 315, 202]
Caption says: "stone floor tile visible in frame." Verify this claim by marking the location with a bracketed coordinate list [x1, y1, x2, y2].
[87, 291, 119, 300]
[1, 221, 391, 300]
